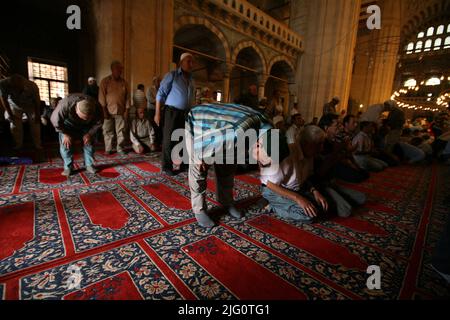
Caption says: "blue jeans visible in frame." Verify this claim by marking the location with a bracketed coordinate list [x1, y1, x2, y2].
[59, 132, 94, 170]
[261, 186, 315, 223]
[397, 142, 425, 164]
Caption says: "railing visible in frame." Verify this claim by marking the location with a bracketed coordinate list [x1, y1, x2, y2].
[210, 0, 303, 51]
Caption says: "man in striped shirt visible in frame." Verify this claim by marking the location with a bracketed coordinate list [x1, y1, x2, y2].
[185, 103, 270, 228]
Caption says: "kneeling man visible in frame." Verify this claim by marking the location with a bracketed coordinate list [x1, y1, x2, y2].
[51, 94, 103, 176]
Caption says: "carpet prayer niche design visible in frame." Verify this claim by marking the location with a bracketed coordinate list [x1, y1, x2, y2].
[0, 150, 449, 300]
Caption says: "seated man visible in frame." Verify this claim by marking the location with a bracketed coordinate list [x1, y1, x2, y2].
[130, 107, 156, 154]
[51, 93, 103, 176]
[333, 114, 370, 183]
[316, 114, 366, 218]
[352, 121, 388, 172]
[397, 128, 426, 164]
[185, 103, 269, 228]
[252, 125, 328, 223]
[286, 109, 304, 146]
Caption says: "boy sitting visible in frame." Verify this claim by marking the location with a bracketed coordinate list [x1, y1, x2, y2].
[130, 107, 156, 154]
[252, 126, 328, 222]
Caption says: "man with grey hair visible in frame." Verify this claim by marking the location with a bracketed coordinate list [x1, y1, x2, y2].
[156, 53, 195, 176]
[0, 74, 42, 150]
[99, 61, 130, 155]
[253, 125, 329, 222]
[51, 93, 103, 176]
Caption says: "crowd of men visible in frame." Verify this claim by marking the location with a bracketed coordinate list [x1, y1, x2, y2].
[1, 51, 449, 283]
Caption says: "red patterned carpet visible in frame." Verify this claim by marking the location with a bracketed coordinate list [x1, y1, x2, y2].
[0, 148, 449, 300]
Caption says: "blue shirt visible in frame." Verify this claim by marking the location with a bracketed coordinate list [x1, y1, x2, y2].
[156, 68, 194, 110]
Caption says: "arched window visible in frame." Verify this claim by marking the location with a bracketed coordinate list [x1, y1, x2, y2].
[425, 77, 441, 86]
[436, 25, 444, 35]
[447, 24, 450, 33]
[427, 27, 434, 36]
[404, 79, 417, 87]
[424, 39, 432, 51]
[415, 41, 423, 52]
[434, 38, 442, 50]
[418, 31, 424, 38]
[445, 36, 450, 49]
[406, 42, 414, 53]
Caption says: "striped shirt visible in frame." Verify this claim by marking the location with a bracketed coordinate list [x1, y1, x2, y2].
[186, 103, 271, 163]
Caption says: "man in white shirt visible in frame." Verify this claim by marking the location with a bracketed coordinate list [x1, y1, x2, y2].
[352, 121, 388, 172]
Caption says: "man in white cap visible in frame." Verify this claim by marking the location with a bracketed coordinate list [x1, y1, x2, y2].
[82, 76, 99, 100]
[323, 96, 340, 116]
[155, 52, 195, 176]
[0, 74, 42, 150]
[286, 109, 305, 146]
[51, 93, 103, 176]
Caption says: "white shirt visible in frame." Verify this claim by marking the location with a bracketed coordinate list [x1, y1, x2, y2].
[260, 144, 313, 192]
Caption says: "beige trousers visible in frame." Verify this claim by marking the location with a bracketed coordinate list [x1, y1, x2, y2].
[103, 115, 126, 152]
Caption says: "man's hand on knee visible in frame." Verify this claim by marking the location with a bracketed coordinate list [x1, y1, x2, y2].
[83, 133, 92, 146]
[62, 134, 73, 149]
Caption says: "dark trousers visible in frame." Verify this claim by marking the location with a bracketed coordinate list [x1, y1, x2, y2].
[162, 106, 186, 170]
[148, 109, 163, 146]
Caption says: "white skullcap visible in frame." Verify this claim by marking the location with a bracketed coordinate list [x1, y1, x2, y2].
[88, 77, 95, 82]
[180, 52, 193, 62]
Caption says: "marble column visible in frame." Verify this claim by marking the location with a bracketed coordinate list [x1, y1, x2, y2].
[350, 0, 402, 109]
[291, 0, 361, 121]
[92, 0, 173, 91]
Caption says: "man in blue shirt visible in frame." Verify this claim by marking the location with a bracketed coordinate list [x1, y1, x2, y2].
[155, 53, 195, 176]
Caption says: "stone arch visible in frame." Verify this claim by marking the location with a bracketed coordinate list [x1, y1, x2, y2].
[231, 40, 267, 75]
[174, 15, 231, 63]
[267, 55, 295, 79]
[401, 0, 450, 42]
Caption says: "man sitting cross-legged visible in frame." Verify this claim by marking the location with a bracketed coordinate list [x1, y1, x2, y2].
[130, 107, 156, 154]
[315, 114, 367, 218]
[51, 93, 103, 176]
[252, 126, 329, 223]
